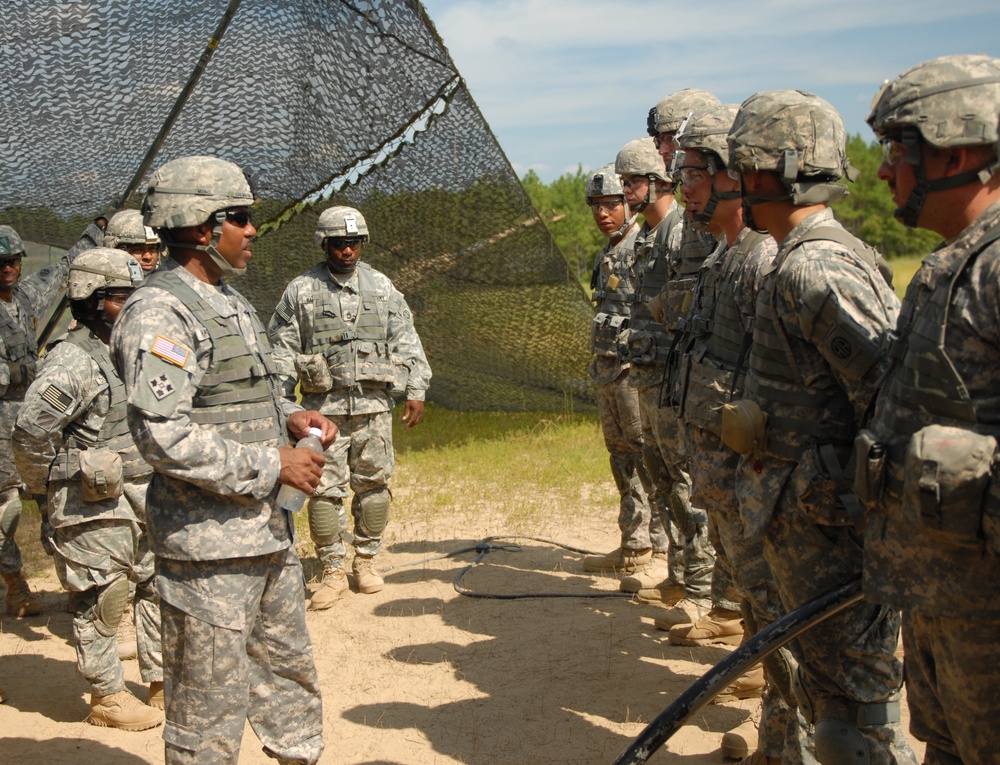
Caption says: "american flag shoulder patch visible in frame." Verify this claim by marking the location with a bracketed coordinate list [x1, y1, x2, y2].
[151, 335, 190, 367]
[41, 384, 73, 412]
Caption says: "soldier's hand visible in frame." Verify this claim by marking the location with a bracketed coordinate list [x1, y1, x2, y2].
[287, 410, 338, 448]
[277, 445, 325, 494]
[401, 400, 425, 429]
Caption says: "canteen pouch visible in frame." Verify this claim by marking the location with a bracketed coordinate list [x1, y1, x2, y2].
[721, 399, 767, 457]
[902, 424, 997, 548]
[79, 449, 124, 502]
[295, 353, 334, 393]
[853, 429, 887, 504]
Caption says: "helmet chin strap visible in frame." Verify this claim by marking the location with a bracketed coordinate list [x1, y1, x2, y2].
[327, 259, 357, 275]
[161, 225, 246, 277]
[690, 172, 740, 230]
[610, 211, 638, 240]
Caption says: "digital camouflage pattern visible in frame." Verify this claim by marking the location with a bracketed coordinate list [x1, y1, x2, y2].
[111, 255, 322, 764]
[863, 200, 1000, 764]
[0, 224, 84, 574]
[141, 156, 254, 231]
[268, 257, 430, 566]
[615, 137, 670, 184]
[104, 209, 160, 249]
[735, 210, 913, 765]
[867, 54, 1000, 149]
[727, 90, 854, 205]
[12, 326, 161, 696]
[648, 88, 721, 136]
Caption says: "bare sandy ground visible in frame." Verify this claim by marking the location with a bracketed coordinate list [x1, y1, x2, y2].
[1, 505, 923, 764]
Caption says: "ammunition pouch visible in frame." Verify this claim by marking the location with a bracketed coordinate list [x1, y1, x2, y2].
[721, 400, 767, 457]
[591, 312, 627, 358]
[295, 353, 334, 393]
[788, 443, 858, 527]
[903, 424, 997, 549]
[617, 328, 656, 364]
[853, 429, 887, 505]
[79, 448, 123, 503]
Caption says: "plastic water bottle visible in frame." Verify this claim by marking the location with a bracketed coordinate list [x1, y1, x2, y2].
[276, 427, 324, 511]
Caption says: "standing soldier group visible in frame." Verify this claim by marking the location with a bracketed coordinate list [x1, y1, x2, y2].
[2, 154, 429, 765]
[584, 54, 1000, 765]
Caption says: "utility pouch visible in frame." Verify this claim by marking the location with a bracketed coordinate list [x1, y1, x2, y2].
[295, 353, 334, 393]
[853, 429, 887, 504]
[721, 399, 767, 456]
[79, 449, 123, 503]
[902, 424, 997, 548]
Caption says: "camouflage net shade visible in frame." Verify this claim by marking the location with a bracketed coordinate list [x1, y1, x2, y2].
[0, 0, 595, 411]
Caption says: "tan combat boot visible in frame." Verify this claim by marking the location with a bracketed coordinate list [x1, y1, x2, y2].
[582, 547, 651, 574]
[117, 615, 137, 661]
[352, 556, 384, 594]
[721, 718, 758, 760]
[713, 664, 765, 703]
[148, 681, 165, 710]
[619, 551, 672, 592]
[667, 606, 743, 646]
[308, 564, 349, 610]
[653, 597, 710, 631]
[89, 689, 164, 731]
[634, 580, 686, 606]
[3, 569, 43, 617]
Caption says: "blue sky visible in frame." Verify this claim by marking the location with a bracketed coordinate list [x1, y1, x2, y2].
[421, 0, 1000, 182]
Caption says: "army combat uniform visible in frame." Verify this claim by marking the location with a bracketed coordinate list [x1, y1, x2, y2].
[862, 200, 1000, 765]
[111, 258, 323, 764]
[0, 237, 82, 586]
[268, 260, 430, 568]
[589, 225, 653, 553]
[620, 209, 716, 599]
[735, 210, 914, 764]
[13, 324, 162, 698]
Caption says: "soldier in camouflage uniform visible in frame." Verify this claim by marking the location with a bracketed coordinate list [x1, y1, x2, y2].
[667, 104, 799, 764]
[13, 247, 163, 731]
[863, 55, 1000, 765]
[0, 223, 89, 618]
[111, 156, 335, 765]
[268, 206, 431, 607]
[104, 209, 161, 276]
[579, 164, 652, 575]
[727, 91, 916, 765]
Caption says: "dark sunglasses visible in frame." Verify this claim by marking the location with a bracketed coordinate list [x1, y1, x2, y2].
[327, 236, 365, 250]
[216, 209, 253, 228]
[0, 256, 22, 269]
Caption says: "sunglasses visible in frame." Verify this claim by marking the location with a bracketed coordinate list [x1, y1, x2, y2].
[327, 236, 365, 250]
[880, 137, 907, 165]
[588, 199, 624, 213]
[216, 209, 253, 228]
[0, 256, 22, 269]
[652, 132, 677, 150]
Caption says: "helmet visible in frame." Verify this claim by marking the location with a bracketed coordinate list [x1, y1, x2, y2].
[585, 164, 626, 202]
[674, 103, 740, 170]
[647, 89, 720, 136]
[104, 209, 160, 249]
[68, 247, 143, 300]
[867, 54, 1000, 227]
[615, 137, 670, 183]
[314, 206, 370, 247]
[727, 89, 856, 205]
[673, 104, 741, 229]
[142, 155, 254, 230]
[0, 225, 26, 257]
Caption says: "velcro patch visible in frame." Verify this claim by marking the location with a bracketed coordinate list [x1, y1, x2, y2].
[148, 374, 177, 401]
[274, 299, 293, 324]
[40, 384, 72, 412]
[35, 411, 57, 430]
[151, 335, 190, 367]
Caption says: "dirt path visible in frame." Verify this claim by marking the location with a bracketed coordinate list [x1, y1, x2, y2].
[1, 508, 922, 764]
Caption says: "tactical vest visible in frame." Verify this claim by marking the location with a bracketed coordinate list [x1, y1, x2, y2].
[628, 206, 682, 362]
[0, 290, 38, 399]
[675, 231, 768, 436]
[746, 227, 882, 460]
[591, 232, 637, 358]
[147, 269, 284, 445]
[309, 263, 395, 388]
[664, 222, 716, 333]
[48, 328, 152, 482]
[875, 224, 1000, 496]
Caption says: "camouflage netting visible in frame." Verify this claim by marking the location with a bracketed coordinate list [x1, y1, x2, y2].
[0, 0, 595, 411]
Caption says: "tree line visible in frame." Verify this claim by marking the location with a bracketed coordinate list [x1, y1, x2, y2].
[522, 135, 941, 281]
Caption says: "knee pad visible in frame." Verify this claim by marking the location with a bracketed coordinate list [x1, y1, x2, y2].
[308, 497, 342, 547]
[94, 577, 130, 637]
[0, 493, 22, 539]
[358, 490, 390, 536]
[763, 645, 798, 709]
[815, 719, 870, 765]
